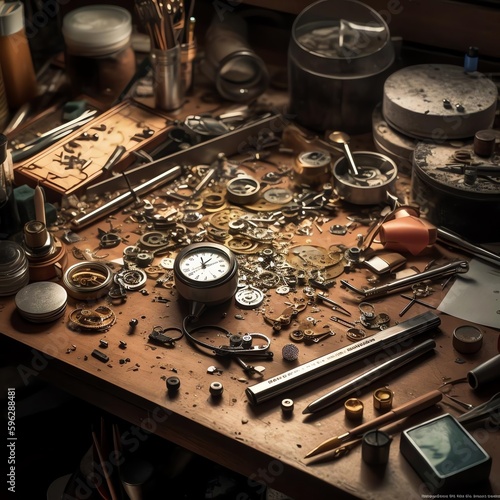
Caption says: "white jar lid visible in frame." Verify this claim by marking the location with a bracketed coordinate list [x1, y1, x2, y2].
[62, 5, 132, 56]
[0, 2, 24, 36]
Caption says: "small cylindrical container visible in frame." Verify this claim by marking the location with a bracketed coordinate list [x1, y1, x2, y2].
[62, 5, 136, 103]
[151, 45, 184, 111]
[467, 354, 500, 390]
[293, 150, 332, 188]
[373, 387, 394, 411]
[362, 430, 392, 466]
[464, 46, 479, 73]
[344, 398, 364, 420]
[0, 2, 38, 110]
[201, 13, 269, 102]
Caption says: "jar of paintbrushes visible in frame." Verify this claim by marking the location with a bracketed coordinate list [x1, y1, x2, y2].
[135, 0, 185, 111]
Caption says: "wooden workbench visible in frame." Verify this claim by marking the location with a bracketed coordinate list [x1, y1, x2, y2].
[1, 88, 499, 499]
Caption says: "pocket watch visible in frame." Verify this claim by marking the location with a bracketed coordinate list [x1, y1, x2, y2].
[174, 242, 239, 317]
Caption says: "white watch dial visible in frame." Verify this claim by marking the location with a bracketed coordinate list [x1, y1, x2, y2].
[179, 249, 231, 282]
[174, 243, 239, 309]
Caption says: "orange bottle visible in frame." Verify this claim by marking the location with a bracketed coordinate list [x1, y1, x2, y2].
[0, 2, 37, 110]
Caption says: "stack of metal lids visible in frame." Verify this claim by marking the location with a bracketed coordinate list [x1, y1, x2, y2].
[15, 282, 68, 322]
[373, 63, 498, 175]
[0, 241, 30, 296]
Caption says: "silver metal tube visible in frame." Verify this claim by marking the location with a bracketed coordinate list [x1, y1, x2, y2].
[246, 311, 441, 405]
[71, 165, 183, 230]
[302, 338, 436, 414]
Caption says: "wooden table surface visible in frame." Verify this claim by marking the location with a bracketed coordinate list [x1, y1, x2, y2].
[1, 89, 499, 500]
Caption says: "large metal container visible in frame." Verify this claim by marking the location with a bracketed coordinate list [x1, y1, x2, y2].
[288, 0, 395, 134]
[411, 141, 500, 243]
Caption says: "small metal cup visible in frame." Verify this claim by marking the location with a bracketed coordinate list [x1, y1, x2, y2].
[120, 458, 154, 500]
[467, 354, 500, 390]
[151, 45, 184, 111]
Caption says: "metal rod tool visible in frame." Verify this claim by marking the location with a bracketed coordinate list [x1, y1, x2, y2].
[340, 260, 469, 298]
[245, 311, 440, 406]
[71, 165, 183, 230]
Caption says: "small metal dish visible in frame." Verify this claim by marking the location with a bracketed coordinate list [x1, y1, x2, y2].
[333, 151, 398, 205]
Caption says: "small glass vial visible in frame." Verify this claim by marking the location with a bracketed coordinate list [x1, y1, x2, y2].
[62, 5, 136, 103]
[464, 46, 479, 73]
[0, 2, 38, 110]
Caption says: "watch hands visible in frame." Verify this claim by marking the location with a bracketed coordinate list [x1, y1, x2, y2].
[199, 256, 212, 268]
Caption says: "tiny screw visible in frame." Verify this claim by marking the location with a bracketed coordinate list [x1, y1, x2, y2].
[119, 340, 127, 349]
[455, 103, 465, 113]
[99, 339, 108, 349]
[128, 318, 138, 334]
[442, 98, 452, 109]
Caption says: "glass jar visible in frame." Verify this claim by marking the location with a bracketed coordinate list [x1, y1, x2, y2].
[288, 0, 395, 134]
[0, 1, 38, 110]
[62, 5, 136, 103]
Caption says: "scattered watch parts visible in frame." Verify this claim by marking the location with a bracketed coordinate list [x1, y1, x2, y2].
[68, 306, 116, 332]
[235, 286, 265, 309]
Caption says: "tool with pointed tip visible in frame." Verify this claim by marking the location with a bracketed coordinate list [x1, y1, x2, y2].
[304, 389, 443, 459]
[302, 338, 436, 415]
[341, 260, 469, 298]
[328, 130, 359, 176]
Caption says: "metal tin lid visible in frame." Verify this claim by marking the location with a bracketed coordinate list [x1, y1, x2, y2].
[453, 325, 484, 354]
[0, 240, 29, 296]
[0, 2, 24, 37]
[15, 281, 67, 322]
[290, 0, 393, 76]
[62, 5, 132, 56]
[383, 64, 498, 140]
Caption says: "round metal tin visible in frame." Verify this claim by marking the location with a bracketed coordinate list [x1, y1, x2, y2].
[383, 64, 497, 140]
[453, 325, 483, 354]
[333, 151, 398, 205]
[15, 281, 67, 322]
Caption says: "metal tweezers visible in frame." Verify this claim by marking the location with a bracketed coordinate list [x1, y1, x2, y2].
[341, 260, 469, 298]
[457, 392, 500, 426]
[437, 163, 500, 175]
[11, 109, 98, 163]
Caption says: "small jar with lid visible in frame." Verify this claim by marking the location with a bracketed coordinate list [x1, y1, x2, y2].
[0, 1, 38, 110]
[62, 5, 136, 103]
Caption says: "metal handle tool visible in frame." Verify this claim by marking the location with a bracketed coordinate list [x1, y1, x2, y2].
[70, 165, 183, 230]
[11, 109, 98, 163]
[457, 392, 500, 426]
[340, 260, 469, 298]
[437, 227, 500, 267]
[303, 338, 436, 414]
[246, 311, 440, 406]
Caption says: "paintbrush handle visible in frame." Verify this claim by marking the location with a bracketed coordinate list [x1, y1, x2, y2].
[305, 389, 442, 458]
[347, 389, 443, 438]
